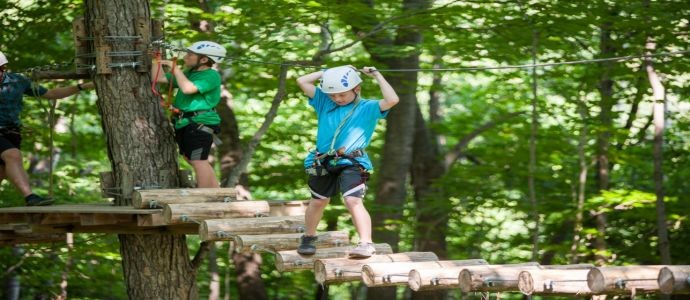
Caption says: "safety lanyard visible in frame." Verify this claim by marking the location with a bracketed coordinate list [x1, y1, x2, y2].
[327, 95, 360, 155]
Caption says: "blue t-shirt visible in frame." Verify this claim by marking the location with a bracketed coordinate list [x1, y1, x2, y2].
[303, 87, 389, 171]
[0, 73, 48, 127]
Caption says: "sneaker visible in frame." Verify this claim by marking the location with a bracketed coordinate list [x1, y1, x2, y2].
[297, 235, 318, 255]
[25, 194, 54, 206]
[349, 242, 376, 258]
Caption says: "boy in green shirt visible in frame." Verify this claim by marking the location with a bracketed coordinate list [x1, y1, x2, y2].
[151, 41, 226, 188]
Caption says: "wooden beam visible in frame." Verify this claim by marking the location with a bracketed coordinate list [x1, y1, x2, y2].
[658, 266, 690, 294]
[275, 244, 393, 272]
[132, 188, 237, 208]
[362, 259, 487, 287]
[0, 232, 66, 246]
[267, 200, 309, 216]
[459, 263, 542, 293]
[233, 231, 349, 253]
[199, 216, 304, 241]
[80, 213, 134, 226]
[587, 266, 665, 295]
[163, 201, 270, 224]
[315, 252, 439, 284]
[30, 223, 198, 235]
[518, 268, 592, 296]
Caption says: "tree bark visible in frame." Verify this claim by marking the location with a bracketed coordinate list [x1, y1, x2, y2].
[84, 1, 198, 298]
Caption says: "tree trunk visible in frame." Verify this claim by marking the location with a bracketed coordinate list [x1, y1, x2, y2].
[570, 96, 589, 264]
[84, 1, 198, 298]
[645, 40, 671, 264]
[208, 243, 220, 300]
[232, 252, 268, 300]
[528, 29, 540, 262]
[593, 8, 616, 264]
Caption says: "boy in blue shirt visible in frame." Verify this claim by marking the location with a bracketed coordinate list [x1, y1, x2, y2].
[296, 65, 399, 258]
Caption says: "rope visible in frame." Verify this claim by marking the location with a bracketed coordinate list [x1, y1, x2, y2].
[151, 39, 689, 72]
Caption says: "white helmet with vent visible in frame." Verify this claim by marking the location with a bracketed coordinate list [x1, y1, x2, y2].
[320, 66, 362, 94]
[187, 41, 226, 63]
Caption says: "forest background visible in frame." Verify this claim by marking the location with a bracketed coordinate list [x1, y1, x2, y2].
[0, 0, 689, 299]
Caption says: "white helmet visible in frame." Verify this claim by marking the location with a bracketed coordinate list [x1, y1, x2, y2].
[0, 51, 8, 66]
[320, 66, 362, 94]
[186, 41, 226, 63]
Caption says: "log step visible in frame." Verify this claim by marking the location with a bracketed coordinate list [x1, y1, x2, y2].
[315, 252, 439, 284]
[132, 188, 237, 208]
[233, 231, 349, 253]
[518, 268, 592, 295]
[658, 266, 690, 294]
[459, 263, 542, 293]
[163, 201, 270, 224]
[275, 243, 393, 272]
[587, 266, 665, 295]
[199, 216, 304, 241]
[363, 259, 488, 287]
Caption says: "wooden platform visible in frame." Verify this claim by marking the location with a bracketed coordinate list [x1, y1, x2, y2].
[0, 200, 309, 237]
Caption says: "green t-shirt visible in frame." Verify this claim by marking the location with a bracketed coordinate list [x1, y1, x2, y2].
[166, 69, 222, 129]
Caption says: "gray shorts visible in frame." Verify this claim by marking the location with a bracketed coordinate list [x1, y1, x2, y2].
[308, 165, 369, 199]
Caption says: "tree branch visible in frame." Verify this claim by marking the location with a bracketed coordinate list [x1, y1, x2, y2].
[223, 64, 289, 187]
[444, 111, 525, 168]
[191, 241, 211, 272]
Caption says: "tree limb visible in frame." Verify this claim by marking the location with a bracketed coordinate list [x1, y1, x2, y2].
[191, 241, 211, 272]
[444, 111, 525, 168]
[223, 64, 288, 187]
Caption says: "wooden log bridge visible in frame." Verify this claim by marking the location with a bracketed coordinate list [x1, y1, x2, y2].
[315, 252, 439, 284]
[275, 244, 394, 272]
[518, 268, 593, 295]
[163, 201, 270, 224]
[362, 259, 488, 288]
[458, 263, 541, 293]
[587, 265, 665, 295]
[199, 216, 305, 242]
[233, 231, 349, 253]
[658, 266, 690, 294]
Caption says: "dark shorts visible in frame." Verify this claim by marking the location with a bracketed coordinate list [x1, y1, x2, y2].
[174, 124, 220, 161]
[308, 165, 370, 200]
[0, 127, 21, 165]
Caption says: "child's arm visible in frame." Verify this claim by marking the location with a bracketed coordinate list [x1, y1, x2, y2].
[169, 66, 199, 94]
[296, 70, 324, 99]
[362, 67, 399, 111]
[151, 59, 169, 84]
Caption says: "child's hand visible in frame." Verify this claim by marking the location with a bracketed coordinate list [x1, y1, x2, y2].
[360, 66, 380, 78]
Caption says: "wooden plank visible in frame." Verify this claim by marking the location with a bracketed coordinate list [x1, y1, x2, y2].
[132, 188, 237, 208]
[658, 266, 690, 294]
[315, 252, 439, 284]
[30, 223, 198, 235]
[0, 232, 66, 246]
[362, 259, 488, 287]
[134, 16, 150, 72]
[38, 213, 80, 225]
[163, 201, 270, 224]
[0, 213, 28, 224]
[94, 18, 111, 74]
[80, 214, 134, 226]
[234, 231, 349, 252]
[588, 266, 665, 295]
[267, 200, 309, 216]
[200, 216, 304, 241]
[275, 244, 394, 272]
[137, 213, 166, 226]
[72, 17, 89, 74]
[0, 204, 161, 214]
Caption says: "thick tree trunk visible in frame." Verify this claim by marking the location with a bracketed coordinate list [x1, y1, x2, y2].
[84, 1, 197, 298]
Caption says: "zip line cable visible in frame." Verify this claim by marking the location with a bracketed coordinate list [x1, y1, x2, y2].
[14, 43, 689, 74]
